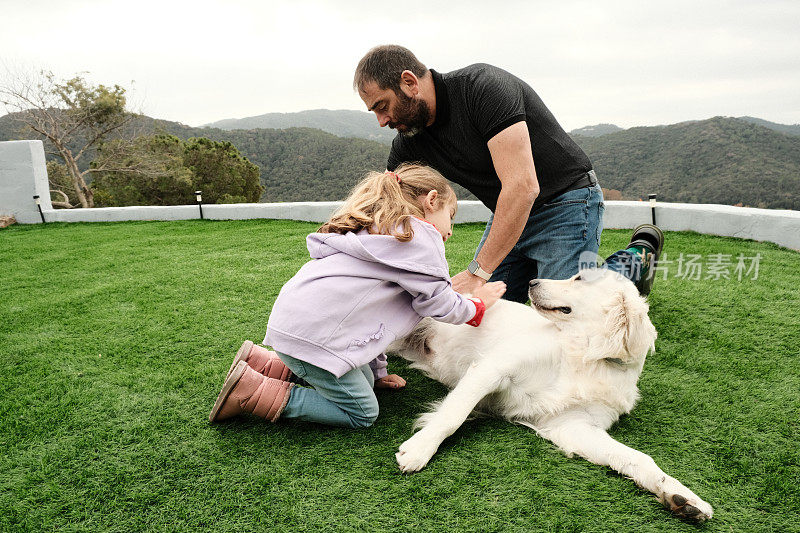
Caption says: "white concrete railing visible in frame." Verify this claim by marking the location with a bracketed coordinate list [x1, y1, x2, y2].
[2, 140, 800, 251]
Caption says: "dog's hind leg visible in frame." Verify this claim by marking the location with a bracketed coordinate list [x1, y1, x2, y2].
[387, 318, 435, 365]
[396, 362, 505, 473]
[537, 410, 713, 522]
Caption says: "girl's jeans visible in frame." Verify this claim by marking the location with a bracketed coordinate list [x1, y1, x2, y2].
[276, 351, 379, 429]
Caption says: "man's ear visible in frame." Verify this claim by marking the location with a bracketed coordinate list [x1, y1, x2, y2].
[400, 70, 419, 96]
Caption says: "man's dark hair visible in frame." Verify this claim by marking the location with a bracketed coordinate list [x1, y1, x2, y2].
[354, 45, 428, 93]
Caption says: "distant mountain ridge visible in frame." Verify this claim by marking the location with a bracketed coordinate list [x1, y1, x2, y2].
[200, 109, 800, 142]
[569, 124, 624, 137]
[199, 105, 800, 148]
[736, 116, 800, 137]
[203, 109, 395, 145]
[568, 118, 800, 138]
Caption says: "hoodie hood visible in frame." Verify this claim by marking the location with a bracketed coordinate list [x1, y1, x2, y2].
[306, 218, 450, 279]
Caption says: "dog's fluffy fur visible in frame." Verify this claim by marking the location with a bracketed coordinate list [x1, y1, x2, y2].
[389, 269, 713, 522]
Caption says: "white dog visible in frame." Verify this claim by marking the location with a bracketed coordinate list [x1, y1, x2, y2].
[389, 269, 713, 522]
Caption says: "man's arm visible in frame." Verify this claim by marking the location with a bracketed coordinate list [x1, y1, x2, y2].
[451, 121, 539, 293]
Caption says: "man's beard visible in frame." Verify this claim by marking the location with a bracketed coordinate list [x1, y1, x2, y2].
[389, 91, 431, 137]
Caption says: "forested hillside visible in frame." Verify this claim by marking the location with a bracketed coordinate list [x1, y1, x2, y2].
[192, 127, 392, 201]
[2, 112, 799, 209]
[0, 114, 392, 202]
[571, 117, 800, 209]
[193, 126, 475, 202]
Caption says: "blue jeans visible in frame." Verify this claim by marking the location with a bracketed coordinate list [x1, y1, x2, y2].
[276, 352, 379, 429]
[475, 182, 641, 302]
[604, 250, 645, 283]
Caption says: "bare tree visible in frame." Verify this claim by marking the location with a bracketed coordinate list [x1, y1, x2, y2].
[0, 69, 136, 208]
[46, 161, 77, 208]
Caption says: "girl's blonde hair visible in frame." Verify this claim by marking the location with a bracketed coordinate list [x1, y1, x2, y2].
[318, 163, 456, 242]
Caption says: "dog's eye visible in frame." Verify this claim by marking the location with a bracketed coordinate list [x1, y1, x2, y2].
[575, 275, 581, 281]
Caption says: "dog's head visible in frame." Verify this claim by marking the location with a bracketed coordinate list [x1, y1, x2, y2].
[528, 269, 657, 361]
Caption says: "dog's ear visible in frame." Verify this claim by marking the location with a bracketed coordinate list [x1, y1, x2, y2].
[587, 289, 657, 362]
[621, 292, 658, 358]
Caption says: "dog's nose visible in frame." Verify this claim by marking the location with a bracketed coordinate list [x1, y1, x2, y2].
[529, 280, 540, 288]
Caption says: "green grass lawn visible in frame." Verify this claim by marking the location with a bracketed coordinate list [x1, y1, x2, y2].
[1, 219, 798, 532]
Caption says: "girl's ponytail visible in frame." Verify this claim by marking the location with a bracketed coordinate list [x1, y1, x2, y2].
[319, 163, 455, 241]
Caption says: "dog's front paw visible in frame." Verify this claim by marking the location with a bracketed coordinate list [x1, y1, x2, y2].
[396, 431, 441, 473]
[659, 478, 714, 522]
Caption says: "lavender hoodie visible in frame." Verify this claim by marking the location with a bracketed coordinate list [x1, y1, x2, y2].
[264, 218, 479, 379]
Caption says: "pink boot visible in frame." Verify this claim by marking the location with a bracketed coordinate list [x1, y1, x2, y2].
[209, 361, 294, 423]
[227, 340, 295, 382]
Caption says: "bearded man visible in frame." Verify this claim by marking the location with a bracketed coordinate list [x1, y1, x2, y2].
[354, 45, 662, 299]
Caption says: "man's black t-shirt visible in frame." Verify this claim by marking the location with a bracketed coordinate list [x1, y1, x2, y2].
[387, 64, 593, 212]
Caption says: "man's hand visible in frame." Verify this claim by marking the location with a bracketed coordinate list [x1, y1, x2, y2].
[376, 374, 407, 389]
[472, 281, 506, 309]
[451, 270, 487, 294]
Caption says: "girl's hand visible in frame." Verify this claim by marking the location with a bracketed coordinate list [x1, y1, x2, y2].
[472, 281, 506, 309]
[376, 374, 407, 390]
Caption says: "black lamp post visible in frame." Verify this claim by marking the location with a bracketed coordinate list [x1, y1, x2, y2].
[33, 195, 46, 223]
[649, 194, 657, 226]
[196, 190, 204, 220]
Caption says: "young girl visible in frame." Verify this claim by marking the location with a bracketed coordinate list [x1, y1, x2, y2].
[209, 163, 506, 428]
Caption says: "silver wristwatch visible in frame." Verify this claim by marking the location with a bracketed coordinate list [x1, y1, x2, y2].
[468, 259, 492, 281]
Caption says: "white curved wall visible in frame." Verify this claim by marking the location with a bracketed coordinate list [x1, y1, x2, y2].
[37, 200, 800, 251]
[0, 140, 52, 223]
[602, 201, 800, 251]
[3, 140, 799, 251]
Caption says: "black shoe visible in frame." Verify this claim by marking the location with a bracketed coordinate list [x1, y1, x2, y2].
[627, 224, 664, 296]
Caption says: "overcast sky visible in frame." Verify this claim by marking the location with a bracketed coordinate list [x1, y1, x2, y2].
[2, 0, 799, 130]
